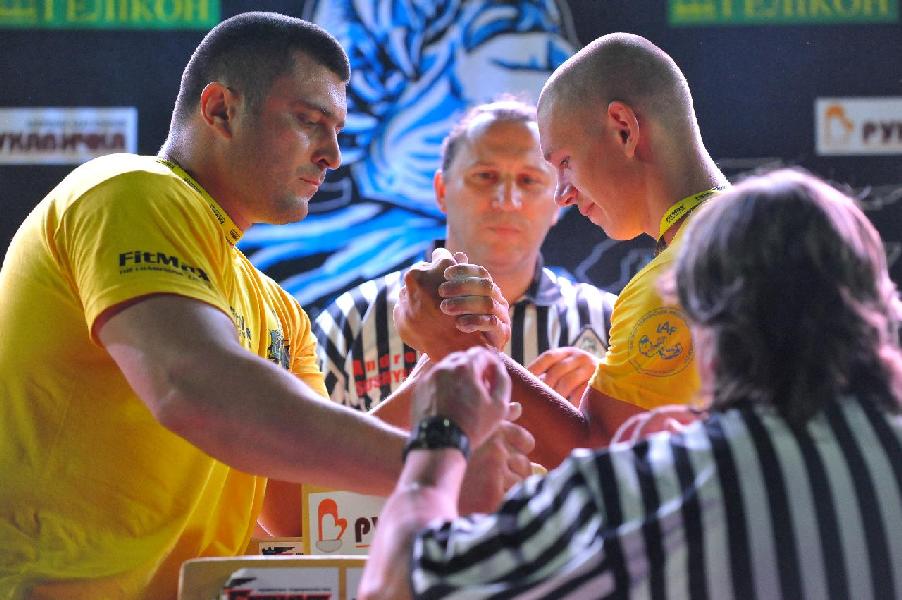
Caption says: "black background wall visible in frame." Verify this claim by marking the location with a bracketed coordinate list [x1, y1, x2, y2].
[2, 0, 901, 314]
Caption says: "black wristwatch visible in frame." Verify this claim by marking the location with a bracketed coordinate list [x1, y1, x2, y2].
[402, 415, 470, 462]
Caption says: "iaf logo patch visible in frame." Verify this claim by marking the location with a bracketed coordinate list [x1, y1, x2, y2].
[628, 307, 694, 377]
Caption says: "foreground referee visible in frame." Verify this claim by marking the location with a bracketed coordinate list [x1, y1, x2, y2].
[359, 169, 902, 599]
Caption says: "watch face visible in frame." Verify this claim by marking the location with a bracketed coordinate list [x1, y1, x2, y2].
[425, 426, 445, 446]
[404, 415, 468, 460]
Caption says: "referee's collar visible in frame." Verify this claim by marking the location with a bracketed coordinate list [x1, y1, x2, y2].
[423, 241, 560, 308]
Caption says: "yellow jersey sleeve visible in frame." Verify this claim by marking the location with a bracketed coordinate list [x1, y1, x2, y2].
[52, 168, 231, 342]
[589, 238, 699, 409]
[276, 282, 328, 398]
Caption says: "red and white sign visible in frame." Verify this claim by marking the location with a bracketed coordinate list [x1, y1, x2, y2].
[0, 107, 137, 164]
[816, 97, 902, 155]
[302, 486, 386, 556]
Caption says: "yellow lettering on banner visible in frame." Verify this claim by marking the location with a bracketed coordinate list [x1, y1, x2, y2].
[782, 0, 799, 15]
[864, 0, 890, 14]
[0, 1, 32, 19]
[67, 0, 101, 22]
[189, 0, 209, 21]
[154, 0, 179, 22]
[746, 0, 778, 15]
[672, 0, 714, 21]
[130, 0, 152, 22]
[810, 0, 832, 14]
[834, 0, 857, 15]
[748, 0, 894, 17]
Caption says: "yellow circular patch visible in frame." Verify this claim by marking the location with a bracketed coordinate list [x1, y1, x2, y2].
[628, 307, 694, 377]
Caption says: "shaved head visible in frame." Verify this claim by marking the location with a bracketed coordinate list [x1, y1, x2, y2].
[539, 33, 698, 139]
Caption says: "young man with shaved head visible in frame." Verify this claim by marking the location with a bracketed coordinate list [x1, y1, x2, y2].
[537, 32, 729, 442]
[387, 33, 729, 465]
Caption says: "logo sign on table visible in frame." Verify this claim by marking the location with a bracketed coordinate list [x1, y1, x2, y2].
[302, 486, 386, 556]
[816, 97, 902, 155]
[0, 107, 137, 165]
[220, 563, 365, 600]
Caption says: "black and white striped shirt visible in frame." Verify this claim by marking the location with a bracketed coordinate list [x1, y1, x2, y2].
[410, 397, 902, 599]
[313, 259, 616, 410]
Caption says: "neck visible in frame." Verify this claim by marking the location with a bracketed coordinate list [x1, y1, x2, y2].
[649, 151, 727, 244]
[159, 136, 250, 231]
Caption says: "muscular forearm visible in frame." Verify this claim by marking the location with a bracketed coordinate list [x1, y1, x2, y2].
[501, 353, 590, 468]
[99, 296, 406, 496]
[359, 450, 466, 600]
[158, 347, 406, 495]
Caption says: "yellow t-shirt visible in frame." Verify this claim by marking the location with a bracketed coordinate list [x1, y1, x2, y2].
[0, 154, 325, 599]
[589, 222, 699, 409]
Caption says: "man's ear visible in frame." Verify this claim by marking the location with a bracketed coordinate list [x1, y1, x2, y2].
[606, 101, 640, 158]
[434, 170, 448, 214]
[199, 82, 239, 139]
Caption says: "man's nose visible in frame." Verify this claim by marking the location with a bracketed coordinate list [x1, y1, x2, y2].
[555, 180, 578, 207]
[315, 133, 341, 170]
[493, 179, 522, 210]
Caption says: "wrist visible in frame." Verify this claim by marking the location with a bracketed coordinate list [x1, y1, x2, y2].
[403, 415, 470, 462]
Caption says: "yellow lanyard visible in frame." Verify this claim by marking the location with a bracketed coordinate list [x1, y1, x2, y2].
[655, 187, 722, 254]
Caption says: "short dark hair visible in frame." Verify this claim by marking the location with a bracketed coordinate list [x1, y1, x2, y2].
[172, 12, 350, 125]
[674, 168, 902, 424]
[440, 95, 537, 173]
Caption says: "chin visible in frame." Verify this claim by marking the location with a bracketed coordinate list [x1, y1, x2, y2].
[280, 198, 310, 224]
[595, 222, 642, 242]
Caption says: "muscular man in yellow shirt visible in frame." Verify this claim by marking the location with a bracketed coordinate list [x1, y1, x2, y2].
[0, 12, 531, 599]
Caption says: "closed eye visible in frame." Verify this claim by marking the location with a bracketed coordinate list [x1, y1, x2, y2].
[296, 113, 318, 126]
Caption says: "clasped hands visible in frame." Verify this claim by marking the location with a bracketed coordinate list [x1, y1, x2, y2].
[394, 248, 597, 403]
[393, 248, 511, 359]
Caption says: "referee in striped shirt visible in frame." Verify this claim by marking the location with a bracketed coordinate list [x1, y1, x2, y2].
[313, 98, 616, 411]
[359, 169, 902, 599]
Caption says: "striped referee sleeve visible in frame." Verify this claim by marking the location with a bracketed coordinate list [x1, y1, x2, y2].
[411, 449, 615, 599]
[410, 401, 901, 599]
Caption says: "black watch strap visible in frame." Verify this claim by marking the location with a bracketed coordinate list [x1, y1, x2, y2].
[403, 415, 470, 462]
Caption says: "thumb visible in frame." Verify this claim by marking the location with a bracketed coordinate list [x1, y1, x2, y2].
[506, 401, 523, 422]
[432, 247, 455, 262]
